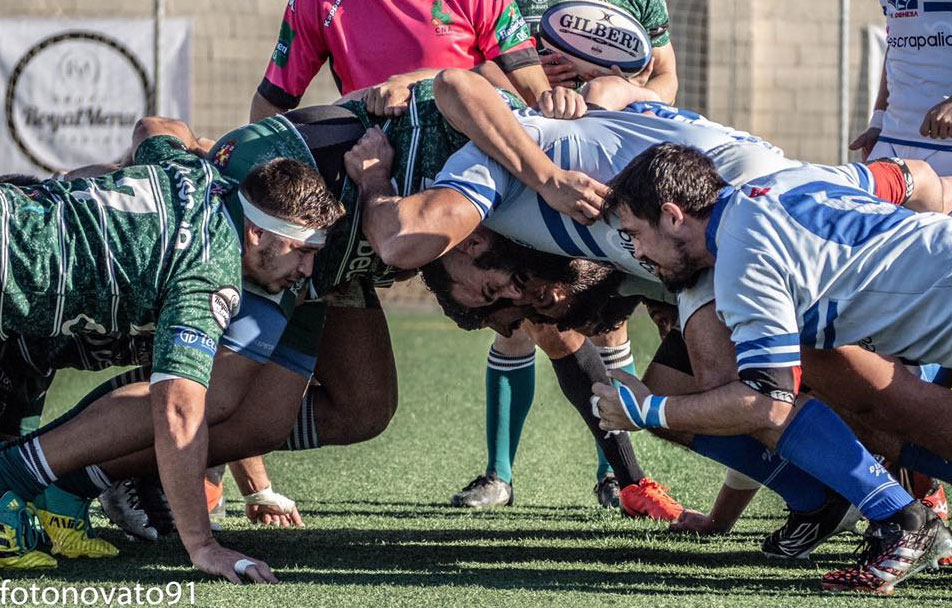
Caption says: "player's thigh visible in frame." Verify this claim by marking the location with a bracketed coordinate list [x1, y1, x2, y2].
[313, 304, 397, 416]
[205, 348, 267, 424]
[803, 346, 952, 430]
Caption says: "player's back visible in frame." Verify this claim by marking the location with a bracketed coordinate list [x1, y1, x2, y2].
[0, 136, 239, 340]
[465, 104, 799, 278]
[714, 164, 952, 366]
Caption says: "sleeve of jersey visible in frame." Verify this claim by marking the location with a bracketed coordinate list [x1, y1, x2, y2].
[715, 239, 802, 395]
[150, 239, 243, 388]
[641, 0, 672, 47]
[430, 143, 512, 219]
[258, 0, 328, 110]
[133, 135, 191, 166]
[473, 0, 539, 72]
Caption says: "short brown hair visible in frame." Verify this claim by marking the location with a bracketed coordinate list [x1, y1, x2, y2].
[604, 143, 726, 226]
[240, 158, 345, 229]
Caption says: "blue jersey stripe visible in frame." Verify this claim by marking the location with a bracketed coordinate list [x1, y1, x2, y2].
[801, 302, 820, 348]
[537, 195, 586, 256]
[735, 333, 801, 354]
[737, 352, 802, 367]
[924, 2, 952, 12]
[823, 300, 839, 349]
[572, 221, 607, 258]
[432, 180, 499, 216]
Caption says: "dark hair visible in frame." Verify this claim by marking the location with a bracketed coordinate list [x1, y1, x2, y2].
[240, 158, 345, 230]
[0, 174, 42, 187]
[603, 143, 726, 226]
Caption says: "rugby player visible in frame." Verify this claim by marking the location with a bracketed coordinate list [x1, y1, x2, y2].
[592, 143, 952, 593]
[0, 118, 343, 581]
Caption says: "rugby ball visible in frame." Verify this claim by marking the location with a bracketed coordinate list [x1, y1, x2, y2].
[538, 1, 653, 78]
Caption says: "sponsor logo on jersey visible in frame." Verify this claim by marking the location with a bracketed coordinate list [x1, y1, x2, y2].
[323, 0, 346, 27]
[431, 0, 455, 26]
[887, 31, 952, 49]
[213, 140, 237, 169]
[273, 21, 296, 67]
[886, 0, 918, 18]
[749, 187, 773, 198]
[343, 240, 378, 282]
[210, 286, 241, 330]
[173, 326, 217, 357]
[496, 3, 531, 51]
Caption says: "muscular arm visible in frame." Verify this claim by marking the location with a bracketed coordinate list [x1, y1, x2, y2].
[250, 91, 290, 122]
[150, 379, 212, 555]
[362, 185, 483, 269]
[433, 68, 607, 222]
[642, 42, 678, 104]
[500, 63, 550, 107]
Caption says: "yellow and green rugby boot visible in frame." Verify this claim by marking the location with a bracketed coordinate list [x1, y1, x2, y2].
[35, 485, 118, 559]
[0, 491, 56, 569]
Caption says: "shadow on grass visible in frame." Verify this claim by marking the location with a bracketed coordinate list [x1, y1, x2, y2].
[18, 499, 948, 598]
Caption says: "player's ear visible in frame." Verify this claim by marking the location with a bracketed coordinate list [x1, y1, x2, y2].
[458, 229, 489, 257]
[659, 201, 685, 227]
[244, 219, 265, 247]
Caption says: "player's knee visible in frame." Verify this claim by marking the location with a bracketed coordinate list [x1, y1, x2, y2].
[433, 68, 472, 101]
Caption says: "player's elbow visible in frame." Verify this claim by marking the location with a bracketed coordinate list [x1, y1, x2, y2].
[375, 237, 430, 270]
[433, 68, 472, 108]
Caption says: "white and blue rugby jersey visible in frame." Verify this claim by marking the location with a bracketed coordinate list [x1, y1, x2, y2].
[710, 164, 952, 374]
[878, 0, 952, 151]
[432, 103, 807, 280]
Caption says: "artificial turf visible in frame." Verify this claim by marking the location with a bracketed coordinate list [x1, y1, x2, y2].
[13, 309, 951, 607]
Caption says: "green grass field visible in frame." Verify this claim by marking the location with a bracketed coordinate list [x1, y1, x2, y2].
[10, 309, 952, 607]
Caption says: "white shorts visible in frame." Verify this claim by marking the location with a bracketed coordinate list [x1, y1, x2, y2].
[870, 140, 952, 176]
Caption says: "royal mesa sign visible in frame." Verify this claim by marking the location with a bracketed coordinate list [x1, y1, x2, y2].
[0, 19, 191, 174]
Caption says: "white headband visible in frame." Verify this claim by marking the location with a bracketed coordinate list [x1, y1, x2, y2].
[238, 191, 327, 247]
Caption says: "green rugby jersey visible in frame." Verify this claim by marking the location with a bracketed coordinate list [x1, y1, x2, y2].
[517, 0, 671, 46]
[311, 80, 524, 297]
[0, 136, 242, 387]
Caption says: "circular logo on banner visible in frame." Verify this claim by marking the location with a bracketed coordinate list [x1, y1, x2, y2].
[4, 31, 153, 173]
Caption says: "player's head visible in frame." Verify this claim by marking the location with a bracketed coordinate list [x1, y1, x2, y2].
[239, 158, 345, 293]
[419, 227, 578, 309]
[603, 143, 725, 292]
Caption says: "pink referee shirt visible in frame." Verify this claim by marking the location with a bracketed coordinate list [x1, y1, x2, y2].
[258, 0, 538, 109]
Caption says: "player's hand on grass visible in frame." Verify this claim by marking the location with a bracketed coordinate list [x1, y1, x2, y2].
[539, 170, 610, 225]
[344, 127, 394, 192]
[246, 503, 304, 527]
[190, 540, 277, 584]
[591, 368, 651, 432]
[363, 74, 415, 117]
[538, 87, 588, 120]
[541, 52, 579, 88]
[244, 486, 304, 528]
[920, 97, 952, 140]
[849, 127, 881, 161]
[669, 509, 721, 535]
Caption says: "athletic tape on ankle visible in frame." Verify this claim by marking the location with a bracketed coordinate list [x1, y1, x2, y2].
[618, 385, 668, 429]
[239, 191, 326, 246]
[243, 486, 296, 513]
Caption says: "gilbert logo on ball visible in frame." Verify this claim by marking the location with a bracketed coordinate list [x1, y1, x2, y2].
[538, 1, 652, 77]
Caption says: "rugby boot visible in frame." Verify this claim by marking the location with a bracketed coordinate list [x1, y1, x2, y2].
[762, 492, 860, 559]
[0, 491, 56, 569]
[35, 485, 118, 558]
[594, 475, 621, 508]
[450, 473, 513, 508]
[821, 501, 952, 594]
[921, 481, 948, 522]
[99, 479, 159, 542]
[620, 477, 684, 521]
[134, 476, 175, 536]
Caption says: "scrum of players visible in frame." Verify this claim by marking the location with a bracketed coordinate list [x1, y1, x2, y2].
[2, 7, 952, 600]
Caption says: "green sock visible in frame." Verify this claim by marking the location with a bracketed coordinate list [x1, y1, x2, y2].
[485, 347, 535, 484]
[595, 342, 637, 481]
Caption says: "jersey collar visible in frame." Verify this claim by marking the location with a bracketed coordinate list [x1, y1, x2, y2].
[705, 186, 735, 257]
